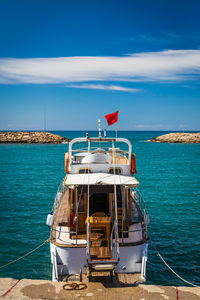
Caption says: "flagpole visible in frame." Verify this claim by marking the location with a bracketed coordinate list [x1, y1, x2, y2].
[116, 120, 118, 138]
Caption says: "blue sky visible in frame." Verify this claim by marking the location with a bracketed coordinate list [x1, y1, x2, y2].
[0, 0, 200, 131]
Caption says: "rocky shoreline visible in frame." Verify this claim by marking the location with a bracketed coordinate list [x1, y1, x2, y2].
[0, 131, 69, 144]
[150, 132, 200, 144]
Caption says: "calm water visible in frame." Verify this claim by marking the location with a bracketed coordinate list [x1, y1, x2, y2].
[0, 131, 199, 286]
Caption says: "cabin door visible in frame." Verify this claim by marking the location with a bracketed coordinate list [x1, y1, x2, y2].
[77, 192, 87, 232]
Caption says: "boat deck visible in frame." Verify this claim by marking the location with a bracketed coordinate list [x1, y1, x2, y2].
[53, 189, 69, 229]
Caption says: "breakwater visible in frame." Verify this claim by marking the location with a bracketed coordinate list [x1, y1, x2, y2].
[150, 132, 200, 143]
[0, 131, 68, 144]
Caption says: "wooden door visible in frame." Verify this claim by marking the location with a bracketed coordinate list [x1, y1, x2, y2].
[77, 193, 87, 233]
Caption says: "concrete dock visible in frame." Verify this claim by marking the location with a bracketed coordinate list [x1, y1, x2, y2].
[0, 277, 200, 300]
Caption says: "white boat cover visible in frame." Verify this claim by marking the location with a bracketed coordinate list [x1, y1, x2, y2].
[63, 172, 139, 187]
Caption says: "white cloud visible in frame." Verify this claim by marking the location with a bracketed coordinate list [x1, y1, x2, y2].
[65, 84, 140, 92]
[0, 50, 200, 87]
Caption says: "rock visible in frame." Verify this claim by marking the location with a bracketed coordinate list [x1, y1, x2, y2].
[150, 132, 200, 144]
[0, 131, 69, 144]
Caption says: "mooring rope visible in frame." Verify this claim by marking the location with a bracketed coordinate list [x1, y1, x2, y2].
[63, 282, 87, 290]
[0, 238, 50, 270]
[149, 237, 199, 288]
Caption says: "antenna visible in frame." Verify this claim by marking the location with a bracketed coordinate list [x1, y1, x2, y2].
[98, 120, 101, 138]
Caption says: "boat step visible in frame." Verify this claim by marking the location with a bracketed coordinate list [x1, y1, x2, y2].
[88, 259, 118, 265]
[92, 264, 115, 271]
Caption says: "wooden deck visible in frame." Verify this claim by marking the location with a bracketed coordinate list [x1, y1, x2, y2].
[83, 272, 145, 285]
[90, 246, 111, 258]
[53, 189, 70, 228]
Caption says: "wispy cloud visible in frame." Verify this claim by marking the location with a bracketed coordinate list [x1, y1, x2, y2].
[129, 32, 200, 47]
[134, 124, 167, 129]
[129, 34, 168, 44]
[0, 50, 200, 87]
[65, 84, 140, 92]
[179, 124, 187, 130]
[7, 123, 14, 128]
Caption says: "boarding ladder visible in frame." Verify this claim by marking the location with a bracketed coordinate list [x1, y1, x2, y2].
[86, 217, 119, 282]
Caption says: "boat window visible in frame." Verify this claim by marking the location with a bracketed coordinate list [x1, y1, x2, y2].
[108, 167, 123, 175]
[78, 168, 93, 174]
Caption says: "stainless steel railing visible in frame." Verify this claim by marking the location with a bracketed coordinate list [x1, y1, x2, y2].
[50, 226, 87, 246]
[133, 188, 146, 215]
[110, 219, 119, 260]
[86, 218, 90, 259]
[131, 188, 148, 240]
[52, 183, 66, 214]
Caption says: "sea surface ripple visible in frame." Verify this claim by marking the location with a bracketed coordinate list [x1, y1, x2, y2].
[0, 131, 199, 286]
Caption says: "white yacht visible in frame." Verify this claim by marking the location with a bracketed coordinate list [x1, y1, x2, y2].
[47, 129, 149, 283]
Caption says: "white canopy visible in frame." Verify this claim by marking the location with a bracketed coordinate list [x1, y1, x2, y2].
[63, 172, 139, 187]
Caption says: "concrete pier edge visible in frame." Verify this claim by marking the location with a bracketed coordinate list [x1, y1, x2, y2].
[0, 277, 200, 300]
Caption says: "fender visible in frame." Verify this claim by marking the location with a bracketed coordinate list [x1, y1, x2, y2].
[65, 152, 69, 173]
[131, 153, 137, 174]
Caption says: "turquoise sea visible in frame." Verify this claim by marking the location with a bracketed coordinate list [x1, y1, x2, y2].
[0, 131, 199, 286]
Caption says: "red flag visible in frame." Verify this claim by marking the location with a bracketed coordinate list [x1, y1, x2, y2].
[105, 110, 119, 126]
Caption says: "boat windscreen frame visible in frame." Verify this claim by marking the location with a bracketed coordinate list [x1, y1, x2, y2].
[68, 137, 132, 166]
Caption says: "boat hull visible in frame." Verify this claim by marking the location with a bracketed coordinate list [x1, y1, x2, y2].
[50, 242, 148, 281]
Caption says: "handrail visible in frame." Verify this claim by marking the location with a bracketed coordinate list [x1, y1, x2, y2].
[114, 220, 119, 258]
[51, 225, 146, 240]
[51, 227, 86, 244]
[131, 188, 148, 240]
[51, 227, 87, 246]
[131, 188, 146, 215]
[69, 137, 132, 165]
[141, 243, 148, 280]
[86, 218, 90, 260]
[111, 219, 119, 260]
[72, 148, 129, 154]
[110, 221, 115, 252]
[118, 226, 146, 233]
[52, 251, 58, 281]
[51, 227, 76, 235]
[52, 183, 66, 215]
